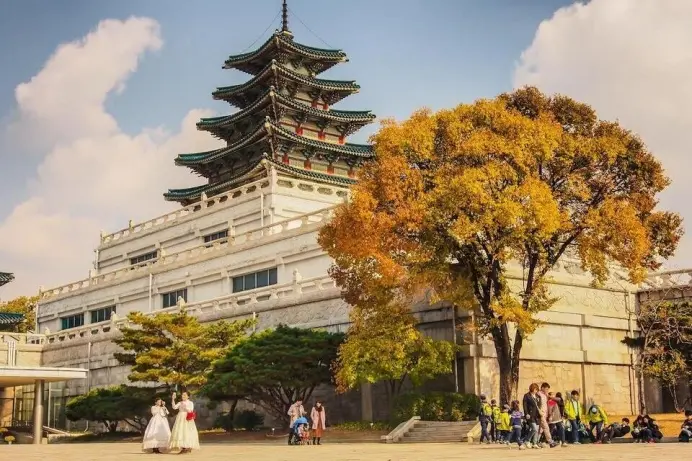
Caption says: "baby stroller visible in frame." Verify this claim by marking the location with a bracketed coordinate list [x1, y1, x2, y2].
[289, 416, 309, 445]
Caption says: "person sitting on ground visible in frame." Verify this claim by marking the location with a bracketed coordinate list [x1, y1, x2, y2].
[631, 413, 647, 442]
[647, 415, 663, 442]
[547, 392, 566, 446]
[587, 403, 608, 443]
[508, 400, 526, 450]
[679, 410, 692, 442]
[600, 417, 630, 443]
[634, 415, 662, 443]
[497, 404, 511, 444]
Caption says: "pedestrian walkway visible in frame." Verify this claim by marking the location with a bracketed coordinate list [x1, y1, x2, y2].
[0, 441, 684, 460]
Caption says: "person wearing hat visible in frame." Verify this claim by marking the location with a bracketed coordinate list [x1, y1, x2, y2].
[496, 403, 511, 443]
[478, 394, 493, 443]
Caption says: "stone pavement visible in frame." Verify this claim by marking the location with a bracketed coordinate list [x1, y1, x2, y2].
[0, 442, 687, 460]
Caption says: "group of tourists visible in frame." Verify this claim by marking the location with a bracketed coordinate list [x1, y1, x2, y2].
[477, 382, 678, 450]
[286, 399, 327, 445]
[141, 391, 200, 454]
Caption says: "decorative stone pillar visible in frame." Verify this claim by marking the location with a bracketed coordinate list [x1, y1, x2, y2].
[33, 379, 45, 444]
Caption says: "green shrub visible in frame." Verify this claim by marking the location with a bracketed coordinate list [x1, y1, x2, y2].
[391, 392, 480, 424]
[233, 409, 264, 431]
[331, 421, 392, 431]
[212, 412, 234, 432]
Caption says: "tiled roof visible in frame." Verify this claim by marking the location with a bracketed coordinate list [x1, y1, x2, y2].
[223, 32, 347, 74]
[0, 312, 24, 325]
[198, 89, 374, 130]
[0, 272, 14, 287]
[213, 61, 360, 104]
[176, 120, 373, 167]
[165, 154, 354, 202]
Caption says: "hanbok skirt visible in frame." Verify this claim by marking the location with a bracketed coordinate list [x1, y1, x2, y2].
[169, 411, 200, 450]
[142, 414, 171, 450]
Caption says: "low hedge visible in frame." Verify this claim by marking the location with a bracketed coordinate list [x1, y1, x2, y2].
[391, 392, 480, 424]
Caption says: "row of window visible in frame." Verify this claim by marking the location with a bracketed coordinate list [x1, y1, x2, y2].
[59, 268, 280, 330]
[128, 230, 230, 267]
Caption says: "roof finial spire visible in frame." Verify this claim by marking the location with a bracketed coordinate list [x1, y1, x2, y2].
[281, 0, 290, 33]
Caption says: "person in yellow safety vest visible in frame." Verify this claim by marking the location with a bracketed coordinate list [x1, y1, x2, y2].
[491, 399, 501, 442]
[496, 404, 511, 444]
[564, 390, 583, 444]
[478, 395, 493, 444]
[587, 403, 608, 443]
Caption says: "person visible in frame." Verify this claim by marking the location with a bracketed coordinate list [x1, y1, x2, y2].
[632, 414, 650, 442]
[142, 397, 170, 454]
[547, 392, 566, 446]
[490, 399, 501, 442]
[555, 392, 566, 419]
[564, 390, 583, 444]
[587, 403, 608, 443]
[645, 415, 663, 443]
[508, 400, 526, 450]
[537, 382, 557, 447]
[478, 394, 493, 444]
[522, 383, 548, 448]
[287, 399, 305, 445]
[169, 391, 200, 454]
[310, 401, 326, 445]
[298, 423, 311, 445]
[291, 416, 309, 445]
[601, 417, 630, 443]
[496, 404, 511, 444]
[679, 410, 692, 442]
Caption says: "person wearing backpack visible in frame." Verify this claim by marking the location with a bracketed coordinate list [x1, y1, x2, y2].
[491, 399, 501, 442]
[478, 394, 493, 444]
[564, 390, 583, 444]
[587, 403, 608, 443]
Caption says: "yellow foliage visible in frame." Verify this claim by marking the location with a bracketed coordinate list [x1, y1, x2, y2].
[319, 87, 682, 400]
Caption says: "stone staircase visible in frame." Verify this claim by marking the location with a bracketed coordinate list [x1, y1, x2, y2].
[382, 417, 480, 443]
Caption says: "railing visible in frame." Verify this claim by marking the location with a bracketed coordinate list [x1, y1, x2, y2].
[0, 333, 46, 345]
[100, 179, 270, 245]
[99, 177, 348, 246]
[45, 274, 338, 344]
[643, 269, 692, 289]
[40, 208, 336, 300]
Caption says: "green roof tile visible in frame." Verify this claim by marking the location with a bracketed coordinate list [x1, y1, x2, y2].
[0, 312, 24, 325]
[0, 272, 14, 287]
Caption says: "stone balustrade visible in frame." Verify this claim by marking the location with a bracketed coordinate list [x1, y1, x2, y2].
[39, 208, 336, 300]
[642, 269, 692, 290]
[0, 332, 46, 345]
[45, 274, 338, 344]
[98, 178, 348, 246]
[99, 179, 271, 245]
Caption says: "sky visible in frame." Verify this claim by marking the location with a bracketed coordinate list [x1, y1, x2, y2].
[0, 0, 691, 298]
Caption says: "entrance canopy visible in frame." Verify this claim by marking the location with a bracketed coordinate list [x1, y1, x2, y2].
[0, 366, 87, 387]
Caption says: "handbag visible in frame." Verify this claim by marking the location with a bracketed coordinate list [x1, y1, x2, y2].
[186, 411, 197, 421]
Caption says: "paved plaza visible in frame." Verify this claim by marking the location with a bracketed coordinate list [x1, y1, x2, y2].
[0, 442, 688, 460]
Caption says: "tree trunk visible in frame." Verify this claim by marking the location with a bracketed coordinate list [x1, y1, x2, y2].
[497, 352, 513, 405]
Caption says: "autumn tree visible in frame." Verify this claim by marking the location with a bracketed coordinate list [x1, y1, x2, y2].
[114, 310, 254, 391]
[624, 300, 692, 411]
[203, 325, 343, 424]
[335, 302, 456, 397]
[319, 87, 682, 403]
[0, 295, 39, 333]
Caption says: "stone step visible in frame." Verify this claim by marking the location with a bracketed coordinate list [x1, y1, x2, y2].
[401, 436, 465, 443]
[409, 427, 466, 434]
[416, 421, 474, 427]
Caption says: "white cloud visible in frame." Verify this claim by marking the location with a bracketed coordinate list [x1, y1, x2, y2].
[0, 17, 220, 298]
[514, 0, 692, 271]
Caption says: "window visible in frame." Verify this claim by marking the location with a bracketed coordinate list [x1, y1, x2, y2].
[203, 229, 229, 245]
[90, 305, 116, 323]
[162, 289, 187, 309]
[130, 251, 157, 266]
[232, 268, 278, 293]
[60, 313, 85, 330]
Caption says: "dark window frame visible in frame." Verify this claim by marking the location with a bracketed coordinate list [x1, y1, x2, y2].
[203, 229, 229, 244]
[232, 267, 278, 293]
[60, 313, 85, 331]
[130, 251, 158, 266]
[90, 305, 116, 324]
[162, 288, 188, 309]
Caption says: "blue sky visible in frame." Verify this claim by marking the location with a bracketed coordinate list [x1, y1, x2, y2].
[4, 0, 691, 297]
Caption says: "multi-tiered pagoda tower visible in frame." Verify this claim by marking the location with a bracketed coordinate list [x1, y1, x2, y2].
[165, 1, 375, 205]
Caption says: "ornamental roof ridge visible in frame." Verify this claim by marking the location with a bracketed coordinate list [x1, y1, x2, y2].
[223, 31, 347, 73]
[0, 271, 14, 287]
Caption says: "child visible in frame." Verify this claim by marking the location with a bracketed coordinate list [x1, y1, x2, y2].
[497, 404, 511, 443]
[491, 399, 501, 442]
[547, 392, 566, 446]
[587, 403, 608, 443]
[679, 410, 692, 442]
[601, 417, 630, 443]
[298, 423, 311, 445]
[508, 400, 526, 450]
[478, 394, 493, 444]
[291, 416, 309, 445]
